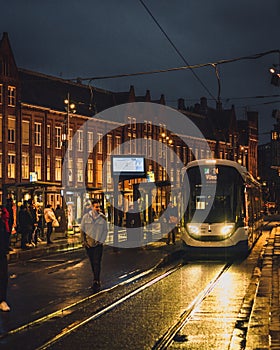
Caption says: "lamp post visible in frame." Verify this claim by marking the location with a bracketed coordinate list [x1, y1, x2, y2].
[62, 93, 76, 231]
[161, 132, 173, 206]
[161, 132, 173, 180]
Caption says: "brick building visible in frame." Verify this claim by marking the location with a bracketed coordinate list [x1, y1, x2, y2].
[0, 32, 259, 227]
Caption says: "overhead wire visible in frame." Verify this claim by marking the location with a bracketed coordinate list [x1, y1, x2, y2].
[138, 0, 217, 102]
[70, 49, 280, 83]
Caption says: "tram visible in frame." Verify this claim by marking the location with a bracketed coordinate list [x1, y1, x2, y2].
[181, 159, 263, 256]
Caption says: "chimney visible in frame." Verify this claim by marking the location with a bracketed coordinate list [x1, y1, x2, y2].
[145, 89, 151, 102]
[178, 98, 186, 110]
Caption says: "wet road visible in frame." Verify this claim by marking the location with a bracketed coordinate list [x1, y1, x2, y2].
[0, 225, 271, 350]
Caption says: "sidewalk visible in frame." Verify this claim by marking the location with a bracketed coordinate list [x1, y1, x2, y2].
[8, 232, 83, 263]
[245, 225, 280, 349]
[7, 225, 167, 263]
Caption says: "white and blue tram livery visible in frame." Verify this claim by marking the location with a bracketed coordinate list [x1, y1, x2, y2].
[181, 159, 263, 256]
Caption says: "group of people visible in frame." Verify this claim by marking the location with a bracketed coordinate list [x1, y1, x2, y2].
[0, 197, 178, 313]
[17, 201, 67, 249]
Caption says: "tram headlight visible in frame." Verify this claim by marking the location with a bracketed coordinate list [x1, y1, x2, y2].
[187, 224, 200, 236]
[220, 224, 235, 237]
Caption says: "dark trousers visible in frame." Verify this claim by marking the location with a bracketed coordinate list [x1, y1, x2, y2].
[86, 245, 103, 282]
[167, 226, 176, 244]
[46, 222, 53, 243]
[0, 255, 8, 302]
[21, 229, 29, 248]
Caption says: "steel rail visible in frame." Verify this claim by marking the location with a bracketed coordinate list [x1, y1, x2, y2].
[152, 262, 232, 350]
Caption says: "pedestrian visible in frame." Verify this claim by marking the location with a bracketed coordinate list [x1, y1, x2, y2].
[80, 199, 108, 292]
[18, 202, 33, 249]
[165, 202, 178, 245]
[54, 204, 67, 235]
[117, 205, 124, 227]
[126, 203, 142, 246]
[0, 206, 11, 311]
[6, 198, 15, 251]
[28, 199, 39, 246]
[44, 204, 57, 244]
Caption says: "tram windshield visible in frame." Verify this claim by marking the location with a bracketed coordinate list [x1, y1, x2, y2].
[185, 165, 244, 223]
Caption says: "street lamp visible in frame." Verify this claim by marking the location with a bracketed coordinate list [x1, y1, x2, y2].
[161, 132, 173, 179]
[62, 93, 76, 148]
[62, 93, 76, 232]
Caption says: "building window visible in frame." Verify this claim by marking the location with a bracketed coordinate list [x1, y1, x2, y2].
[47, 125, 51, 148]
[170, 168, 174, 182]
[144, 136, 147, 156]
[22, 154, 29, 179]
[88, 131, 93, 153]
[8, 117, 16, 143]
[115, 136, 121, 154]
[97, 133, 103, 154]
[68, 158, 73, 182]
[22, 120, 29, 145]
[0, 115, 2, 142]
[97, 159, 102, 184]
[176, 146, 181, 162]
[34, 123, 42, 146]
[77, 130, 83, 151]
[176, 169, 181, 185]
[272, 131, 278, 140]
[148, 121, 152, 133]
[131, 134, 136, 154]
[77, 158, 83, 182]
[55, 127, 62, 149]
[55, 157, 62, 181]
[0, 153, 2, 178]
[0, 84, 3, 104]
[107, 134, 112, 155]
[0, 59, 9, 76]
[8, 154, 15, 178]
[106, 160, 112, 185]
[35, 154, 42, 180]
[87, 159, 93, 183]
[47, 156, 51, 181]
[8, 86, 16, 106]
[148, 137, 152, 157]
[127, 116, 131, 130]
[132, 117, 136, 130]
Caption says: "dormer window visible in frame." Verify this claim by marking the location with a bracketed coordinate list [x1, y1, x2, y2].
[8, 86, 16, 106]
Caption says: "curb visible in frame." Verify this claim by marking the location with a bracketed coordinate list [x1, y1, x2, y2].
[8, 239, 82, 263]
[245, 226, 280, 349]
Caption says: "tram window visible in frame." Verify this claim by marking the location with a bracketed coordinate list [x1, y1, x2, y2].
[196, 196, 206, 209]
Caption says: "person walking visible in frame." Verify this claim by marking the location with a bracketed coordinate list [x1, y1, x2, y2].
[54, 204, 67, 236]
[0, 206, 11, 311]
[126, 203, 142, 246]
[80, 199, 108, 292]
[6, 198, 15, 251]
[44, 204, 57, 244]
[18, 202, 33, 249]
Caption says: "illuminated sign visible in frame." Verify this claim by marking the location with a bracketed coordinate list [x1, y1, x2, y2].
[112, 156, 146, 177]
[203, 166, 218, 182]
[29, 172, 38, 182]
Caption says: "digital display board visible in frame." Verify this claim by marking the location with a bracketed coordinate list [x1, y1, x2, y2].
[111, 155, 146, 177]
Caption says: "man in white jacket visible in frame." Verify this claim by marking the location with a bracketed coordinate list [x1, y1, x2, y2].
[80, 198, 108, 292]
[44, 204, 57, 244]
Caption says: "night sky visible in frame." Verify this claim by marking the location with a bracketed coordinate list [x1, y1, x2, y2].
[1, 0, 279, 143]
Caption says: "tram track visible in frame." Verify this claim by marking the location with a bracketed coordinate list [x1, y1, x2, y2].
[0, 259, 184, 350]
[152, 262, 233, 349]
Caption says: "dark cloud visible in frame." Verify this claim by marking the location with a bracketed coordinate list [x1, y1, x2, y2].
[1, 0, 279, 142]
